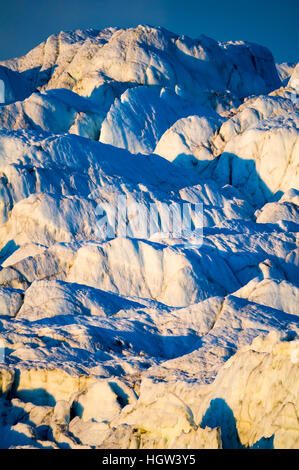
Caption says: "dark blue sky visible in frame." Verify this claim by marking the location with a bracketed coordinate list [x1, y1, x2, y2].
[0, 0, 298, 63]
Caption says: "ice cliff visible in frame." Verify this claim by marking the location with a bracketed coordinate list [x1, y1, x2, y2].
[0, 25, 298, 449]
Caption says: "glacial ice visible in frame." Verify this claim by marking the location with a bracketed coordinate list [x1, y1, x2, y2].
[0, 25, 297, 449]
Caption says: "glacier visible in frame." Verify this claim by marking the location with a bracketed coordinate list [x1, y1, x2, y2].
[0, 25, 298, 449]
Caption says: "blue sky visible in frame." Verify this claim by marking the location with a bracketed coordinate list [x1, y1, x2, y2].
[0, 0, 298, 63]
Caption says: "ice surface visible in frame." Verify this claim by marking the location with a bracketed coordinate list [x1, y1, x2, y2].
[0, 25, 298, 449]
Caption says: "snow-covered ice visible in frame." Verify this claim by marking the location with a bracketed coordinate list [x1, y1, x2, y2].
[0, 25, 298, 449]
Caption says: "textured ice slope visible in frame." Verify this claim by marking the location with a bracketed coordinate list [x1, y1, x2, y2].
[0, 25, 298, 449]
[0, 26, 280, 101]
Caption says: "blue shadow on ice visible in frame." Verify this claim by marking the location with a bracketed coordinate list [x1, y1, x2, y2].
[201, 398, 274, 449]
